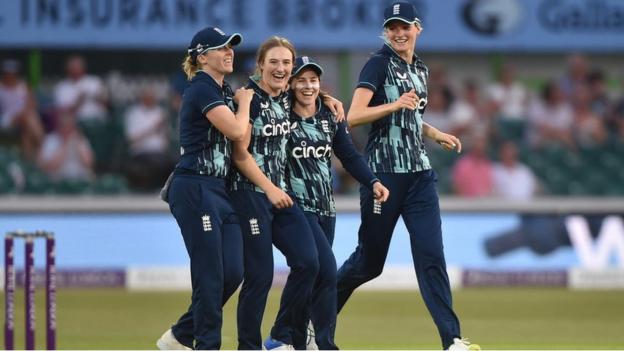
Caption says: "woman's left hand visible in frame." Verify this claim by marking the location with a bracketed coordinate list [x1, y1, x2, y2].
[372, 181, 390, 203]
[435, 132, 462, 153]
[322, 95, 345, 122]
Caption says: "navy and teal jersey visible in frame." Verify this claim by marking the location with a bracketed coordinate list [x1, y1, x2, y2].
[357, 43, 431, 173]
[229, 77, 292, 192]
[175, 71, 236, 178]
[287, 99, 378, 217]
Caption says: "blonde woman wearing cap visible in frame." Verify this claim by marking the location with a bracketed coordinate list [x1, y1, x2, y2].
[335, 2, 479, 350]
[156, 26, 253, 350]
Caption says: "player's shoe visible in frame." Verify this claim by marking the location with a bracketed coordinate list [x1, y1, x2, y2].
[156, 329, 192, 350]
[263, 336, 295, 350]
[306, 321, 319, 350]
[448, 337, 481, 351]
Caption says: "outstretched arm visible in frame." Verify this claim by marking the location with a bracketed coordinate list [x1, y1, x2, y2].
[320, 91, 345, 122]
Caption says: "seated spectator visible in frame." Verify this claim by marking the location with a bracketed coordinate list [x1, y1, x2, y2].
[54, 55, 109, 122]
[527, 81, 574, 149]
[124, 87, 174, 191]
[559, 53, 589, 99]
[572, 85, 608, 147]
[452, 134, 493, 197]
[0, 60, 44, 160]
[612, 80, 624, 139]
[54, 55, 113, 170]
[447, 79, 491, 142]
[492, 141, 538, 200]
[586, 69, 611, 119]
[37, 114, 94, 182]
[486, 63, 528, 121]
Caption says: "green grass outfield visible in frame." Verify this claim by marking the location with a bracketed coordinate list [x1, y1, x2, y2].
[2, 288, 624, 349]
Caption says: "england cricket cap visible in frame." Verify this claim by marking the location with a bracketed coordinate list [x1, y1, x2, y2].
[188, 27, 242, 59]
[383, 1, 422, 28]
[292, 56, 324, 78]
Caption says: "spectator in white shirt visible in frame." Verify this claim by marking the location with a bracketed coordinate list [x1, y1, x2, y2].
[448, 79, 491, 143]
[124, 87, 173, 191]
[37, 113, 94, 182]
[54, 55, 108, 122]
[527, 81, 575, 149]
[486, 63, 528, 121]
[492, 141, 538, 200]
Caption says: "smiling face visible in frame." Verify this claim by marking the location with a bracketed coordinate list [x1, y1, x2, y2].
[384, 21, 421, 58]
[198, 44, 234, 76]
[292, 69, 321, 110]
[259, 46, 293, 96]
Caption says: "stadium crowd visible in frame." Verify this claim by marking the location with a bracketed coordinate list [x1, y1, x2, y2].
[0, 53, 623, 197]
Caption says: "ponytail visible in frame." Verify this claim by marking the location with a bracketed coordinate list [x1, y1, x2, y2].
[182, 55, 199, 80]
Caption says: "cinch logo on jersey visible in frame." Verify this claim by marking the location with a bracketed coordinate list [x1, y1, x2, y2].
[292, 140, 332, 159]
[202, 215, 212, 232]
[262, 119, 296, 137]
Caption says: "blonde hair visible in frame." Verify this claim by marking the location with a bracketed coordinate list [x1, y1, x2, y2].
[182, 55, 199, 80]
[254, 36, 296, 77]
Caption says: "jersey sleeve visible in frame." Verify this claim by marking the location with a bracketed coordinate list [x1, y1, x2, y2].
[248, 95, 261, 124]
[355, 55, 387, 93]
[332, 121, 379, 189]
[195, 82, 226, 115]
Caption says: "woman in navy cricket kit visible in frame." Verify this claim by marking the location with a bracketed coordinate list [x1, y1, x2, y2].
[155, 27, 254, 350]
[230, 37, 345, 350]
[286, 56, 390, 350]
[334, 2, 479, 350]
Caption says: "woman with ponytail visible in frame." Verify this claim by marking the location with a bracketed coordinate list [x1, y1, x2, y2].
[156, 26, 253, 350]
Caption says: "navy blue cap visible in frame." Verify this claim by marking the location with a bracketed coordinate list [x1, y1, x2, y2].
[383, 1, 422, 27]
[292, 56, 323, 78]
[188, 27, 242, 58]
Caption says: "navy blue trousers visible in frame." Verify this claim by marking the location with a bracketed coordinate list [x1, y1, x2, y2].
[336, 170, 461, 349]
[230, 190, 319, 350]
[167, 175, 244, 350]
[302, 212, 338, 350]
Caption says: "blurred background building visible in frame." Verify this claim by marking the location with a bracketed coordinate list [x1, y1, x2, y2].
[0, 4, 623, 350]
[0, 0, 623, 196]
